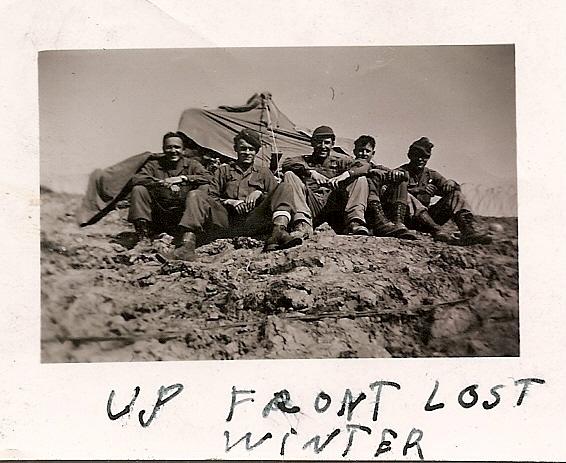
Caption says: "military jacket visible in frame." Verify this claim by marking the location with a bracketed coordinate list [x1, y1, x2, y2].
[397, 163, 455, 207]
[209, 163, 278, 201]
[132, 156, 211, 188]
[282, 152, 371, 194]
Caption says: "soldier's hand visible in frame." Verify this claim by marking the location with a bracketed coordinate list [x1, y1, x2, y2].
[224, 199, 243, 209]
[388, 170, 407, 183]
[244, 190, 262, 212]
[424, 183, 438, 196]
[224, 199, 247, 214]
[368, 168, 387, 180]
[442, 180, 458, 193]
[235, 201, 248, 215]
[163, 176, 184, 186]
[309, 170, 330, 185]
[328, 172, 350, 189]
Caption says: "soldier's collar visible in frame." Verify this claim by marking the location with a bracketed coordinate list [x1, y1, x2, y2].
[307, 153, 331, 165]
[232, 162, 256, 174]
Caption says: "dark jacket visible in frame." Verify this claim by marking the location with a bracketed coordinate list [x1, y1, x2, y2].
[397, 163, 456, 207]
[132, 156, 211, 189]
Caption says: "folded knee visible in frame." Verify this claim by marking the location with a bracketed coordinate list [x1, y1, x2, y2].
[186, 189, 207, 201]
[353, 176, 369, 186]
[283, 171, 301, 182]
[130, 185, 150, 198]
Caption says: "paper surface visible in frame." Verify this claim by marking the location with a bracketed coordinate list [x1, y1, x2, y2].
[1, 0, 565, 460]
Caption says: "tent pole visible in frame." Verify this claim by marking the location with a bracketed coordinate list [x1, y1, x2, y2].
[264, 101, 281, 179]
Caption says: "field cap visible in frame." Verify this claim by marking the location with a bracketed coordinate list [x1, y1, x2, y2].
[312, 125, 335, 139]
[235, 128, 262, 150]
[409, 137, 434, 155]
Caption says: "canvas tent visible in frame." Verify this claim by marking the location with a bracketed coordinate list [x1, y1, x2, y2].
[178, 91, 354, 172]
[77, 92, 353, 226]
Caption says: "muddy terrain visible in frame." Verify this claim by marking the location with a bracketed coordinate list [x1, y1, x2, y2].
[41, 189, 519, 362]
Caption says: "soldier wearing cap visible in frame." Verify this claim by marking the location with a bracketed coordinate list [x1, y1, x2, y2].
[280, 125, 373, 237]
[397, 137, 492, 245]
[176, 128, 302, 259]
[128, 131, 212, 248]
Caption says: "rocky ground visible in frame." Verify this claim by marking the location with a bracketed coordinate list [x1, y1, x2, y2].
[41, 188, 519, 362]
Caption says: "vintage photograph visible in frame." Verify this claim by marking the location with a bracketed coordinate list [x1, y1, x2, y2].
[40, 46, 518, 362]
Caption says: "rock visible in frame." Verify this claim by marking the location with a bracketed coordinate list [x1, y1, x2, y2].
[358, 289, 378, 306]
[489, 222, 504, 233]
[207, 311, 223, 321]
[467, 339, 491, 356]
[224, 341, 240, 356]
[430, 306, 478, 339]
[282, 288, 313, 310]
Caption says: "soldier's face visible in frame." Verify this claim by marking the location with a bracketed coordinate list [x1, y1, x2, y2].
[409, 151, 431, 170]
[163, 137, 185, 162]
[312, 136, 334, 158]
[354, 143, 375, 161]
[236, 139, 257, 166]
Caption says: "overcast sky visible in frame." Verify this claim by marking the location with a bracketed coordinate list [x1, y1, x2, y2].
[39, 45, 515, 193]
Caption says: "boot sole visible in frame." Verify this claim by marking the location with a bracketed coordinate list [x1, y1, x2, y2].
[396, 231, 418, 240]
[264, 236, 303, 252]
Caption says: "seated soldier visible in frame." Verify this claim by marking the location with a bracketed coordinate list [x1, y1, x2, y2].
[128, 131, 211, 249]
[353, 135, 416, 240]
[177, 128, 302, 259]
[196, 149, 222, 174]
[281, 125, 371, 237]
[397, 137, 492, 245]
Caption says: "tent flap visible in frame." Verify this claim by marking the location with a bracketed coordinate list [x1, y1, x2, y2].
[178, 92, 353, 170]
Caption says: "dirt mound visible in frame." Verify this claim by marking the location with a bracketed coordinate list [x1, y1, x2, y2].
[40, 190, 519, 362]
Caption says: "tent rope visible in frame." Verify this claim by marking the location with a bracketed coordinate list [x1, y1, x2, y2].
[263, 100, 282, 179]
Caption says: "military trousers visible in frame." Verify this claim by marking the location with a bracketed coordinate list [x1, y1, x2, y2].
[182, 182, 296, 239]
[408, 188, 471, 226]
[283, 171, 369, 231]
[128, 184, 199, 233]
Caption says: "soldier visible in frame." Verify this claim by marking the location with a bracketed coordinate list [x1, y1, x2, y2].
[281, 125, 371, 237]
[177, 128, 302, 259]
[128, 131, 211, 249]
[398, 137, 492, 245]
[353, 135, 416, 240]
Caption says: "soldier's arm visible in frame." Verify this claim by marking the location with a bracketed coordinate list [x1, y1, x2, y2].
[396, 166, 423, 195]
[326, 157, 361, 188]
[281, 155, 311, 178]
[346, 158, 372, 177]
[132, 161, 162, 188]
[367, 162, 393, 181]
[261, 168, 278, 194]
[430, 169, 459, 192]
[184, 160, 212, 187]
[208, 167, 226, 201]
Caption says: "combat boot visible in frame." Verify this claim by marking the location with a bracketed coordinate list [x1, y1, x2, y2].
[454, 210, 493, 245]
[173, 230, 197, 261]
[389, 202, 418, 240]
[133, 218, 152, 246]
[347, 219, 370, 235]
[264, 225, 303, 252]
[367, 200, 406, 236]
[414, 210, 452, 243]
[291, 220, 313, 240]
